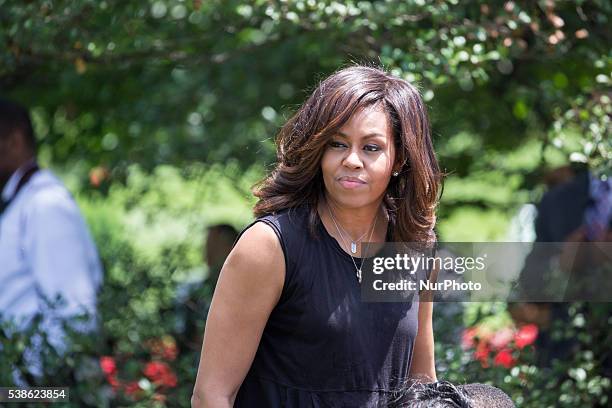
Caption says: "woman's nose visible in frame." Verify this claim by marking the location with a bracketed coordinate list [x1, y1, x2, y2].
[342, 149, 363, 169]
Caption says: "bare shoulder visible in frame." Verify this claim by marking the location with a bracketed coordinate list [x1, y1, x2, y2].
[232, 221, 282, 259]
[218, 221, 285, 300]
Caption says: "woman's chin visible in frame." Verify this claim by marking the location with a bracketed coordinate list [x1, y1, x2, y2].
[327, 191, 378, 209]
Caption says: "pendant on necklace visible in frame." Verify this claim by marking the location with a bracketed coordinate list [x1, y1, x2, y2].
[357, 269, 362, 283]
[351, 242, 357, 254]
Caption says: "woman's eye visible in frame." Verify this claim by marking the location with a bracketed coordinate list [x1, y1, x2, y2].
[329, 141, 346, 148]
[364, 144, 381, 152]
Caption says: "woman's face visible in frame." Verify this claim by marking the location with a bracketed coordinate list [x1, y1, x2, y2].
[321, 104, 397, 209]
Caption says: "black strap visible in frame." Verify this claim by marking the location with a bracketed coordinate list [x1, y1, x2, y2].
[0, 163, 40, 216]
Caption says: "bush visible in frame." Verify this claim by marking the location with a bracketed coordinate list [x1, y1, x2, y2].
[434, 302, 610, 407]
[1, 163, 259, 407]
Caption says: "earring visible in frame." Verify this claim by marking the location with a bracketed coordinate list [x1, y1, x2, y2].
[393, 171, 399, 177]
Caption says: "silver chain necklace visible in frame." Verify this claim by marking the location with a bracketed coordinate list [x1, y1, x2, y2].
[327, 204, 372, 254]
[327, 204, 379, 283]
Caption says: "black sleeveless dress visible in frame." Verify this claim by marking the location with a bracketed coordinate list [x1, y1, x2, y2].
[233, 204, 420, 407]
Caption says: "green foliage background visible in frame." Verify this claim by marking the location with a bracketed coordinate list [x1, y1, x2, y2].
[1, 0, 611, 407]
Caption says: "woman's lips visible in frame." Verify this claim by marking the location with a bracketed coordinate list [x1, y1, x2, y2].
[337, 177, 366, 189]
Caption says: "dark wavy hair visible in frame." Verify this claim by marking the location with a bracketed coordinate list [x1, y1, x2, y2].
[388, 380, 515, 408]
[253, 65, 442, 243]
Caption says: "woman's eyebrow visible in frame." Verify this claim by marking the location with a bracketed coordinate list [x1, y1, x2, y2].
[336, 131, 386, 140]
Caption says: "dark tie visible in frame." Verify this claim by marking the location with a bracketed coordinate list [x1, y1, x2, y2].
[0, 198, 8, 215]
[0, 163, 40, 217]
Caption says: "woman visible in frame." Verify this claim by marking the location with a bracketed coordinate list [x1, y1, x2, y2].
[192, 65, 442, 407]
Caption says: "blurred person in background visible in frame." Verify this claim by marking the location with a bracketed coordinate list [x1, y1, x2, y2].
[175, 223, 238, 352]
[203, 223, 238, 291]
[509, 164, 611, 368]
[0, 98, 103, 377]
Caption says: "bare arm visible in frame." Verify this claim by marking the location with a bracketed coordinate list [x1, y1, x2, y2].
[408, 265, 438, 381]
[191, 222, 285, 407]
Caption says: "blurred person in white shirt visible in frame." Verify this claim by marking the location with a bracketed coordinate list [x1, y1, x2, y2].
[0, 98, 103, 376]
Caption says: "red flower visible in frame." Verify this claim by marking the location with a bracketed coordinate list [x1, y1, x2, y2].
[515, 324, 538, 349]
[144, 361, 178, 388]
[490, 328, 514, 351]
[124, 381, 141, 398]
[100, 356, 117, 375]
[493, 348, 516, 368]
[474, 342, 490, 368]
[461, 327, 478, 350]
[106, 373, 120, 391]
[89, 166, 109, 187]
[161, 369, 178, 388]
[144, 361, 166, 379]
